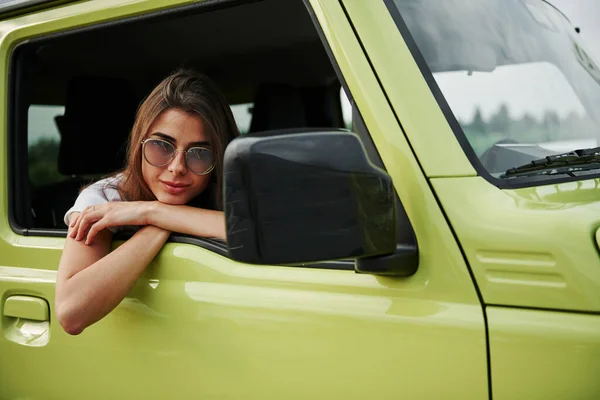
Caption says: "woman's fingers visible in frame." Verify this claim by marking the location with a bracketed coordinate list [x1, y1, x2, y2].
[68, 215, 80, 237]
[85, 220, 107, 246]
[69, 213, 80, 228]
[74, 206, 101, 241]
[70, 214, 84, 238]
[67, 207, 113, 244]
[76, 216, 94, 241]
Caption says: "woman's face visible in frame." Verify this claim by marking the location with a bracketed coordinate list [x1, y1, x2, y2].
[142, 108, 213, 205]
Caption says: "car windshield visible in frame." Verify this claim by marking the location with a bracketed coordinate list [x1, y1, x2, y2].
[389, 0, 600, 180]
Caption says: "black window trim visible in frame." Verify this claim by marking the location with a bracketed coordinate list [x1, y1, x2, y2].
[9, 42, 38, 235]
[382, 0, 600, 190]
[6, 0, 365, 271]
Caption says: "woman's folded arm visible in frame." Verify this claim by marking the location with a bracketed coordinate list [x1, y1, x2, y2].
[56, 222, 170, 335]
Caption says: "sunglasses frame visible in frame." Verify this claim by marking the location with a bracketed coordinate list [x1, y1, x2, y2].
[141, 138, 216, 175]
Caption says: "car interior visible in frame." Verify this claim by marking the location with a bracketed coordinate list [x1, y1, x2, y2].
[13, 0, 349, 232]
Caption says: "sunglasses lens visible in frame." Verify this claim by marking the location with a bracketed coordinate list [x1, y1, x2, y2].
[187, 147, 215, 174]
[144, 139, 175, 166]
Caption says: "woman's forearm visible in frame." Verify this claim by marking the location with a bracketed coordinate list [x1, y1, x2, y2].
[56, 225, 170, 334]
[146, 202, 226, 240]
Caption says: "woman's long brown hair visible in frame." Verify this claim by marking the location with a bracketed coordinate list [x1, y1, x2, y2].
[116, 69, 239, 209]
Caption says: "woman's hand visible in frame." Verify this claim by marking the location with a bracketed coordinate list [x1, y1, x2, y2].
[69, 202, 153, 245]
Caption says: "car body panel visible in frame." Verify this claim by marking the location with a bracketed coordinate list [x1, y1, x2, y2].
[488, 306, 600, 399]
[431, 176, 600, 312]
[0, 0, 488, 398]
[1, 243, 487, 398]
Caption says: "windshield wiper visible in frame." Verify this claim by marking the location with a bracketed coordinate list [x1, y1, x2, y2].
[502, 146, 600, 178]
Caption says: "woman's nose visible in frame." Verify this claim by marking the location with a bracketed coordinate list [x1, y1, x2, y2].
[168, 151, 187, 175]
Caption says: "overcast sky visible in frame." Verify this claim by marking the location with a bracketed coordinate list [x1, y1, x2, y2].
[551, 0, 600, 58]
[431, 0, 600, 123]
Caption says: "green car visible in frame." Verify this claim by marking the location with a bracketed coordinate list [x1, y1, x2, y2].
[1, 0, 599, 398]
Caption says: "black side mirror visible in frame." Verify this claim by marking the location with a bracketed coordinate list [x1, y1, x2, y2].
[223, 130, 397, 265]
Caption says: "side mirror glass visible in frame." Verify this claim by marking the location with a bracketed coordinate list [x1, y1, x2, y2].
[223, 130, 397, 265]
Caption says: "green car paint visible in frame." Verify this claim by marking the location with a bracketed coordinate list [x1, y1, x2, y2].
[432, 177, 600, 312]
[343, 0, 600, 398]
[432, 177, 600, 397]
[4, 295, 49, 321]
[0, 0, 598, 399]
[0, 1, 487, 398]
[488, 306, 600, 398]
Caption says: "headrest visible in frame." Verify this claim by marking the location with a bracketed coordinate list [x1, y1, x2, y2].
[249, 83, 308, 133]
[57, 77, 138, 176]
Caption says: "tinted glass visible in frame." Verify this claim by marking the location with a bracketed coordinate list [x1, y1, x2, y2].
[390, 0, 600, 180]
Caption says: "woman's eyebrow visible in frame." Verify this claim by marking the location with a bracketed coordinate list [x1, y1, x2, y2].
[151, 132, 210, 147]
[150, 132, 176, 143]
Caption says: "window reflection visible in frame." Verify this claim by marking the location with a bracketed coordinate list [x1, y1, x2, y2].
[392, 0, 600, 178]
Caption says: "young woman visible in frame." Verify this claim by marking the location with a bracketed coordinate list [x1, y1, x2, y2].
[56, 69, 239, 335]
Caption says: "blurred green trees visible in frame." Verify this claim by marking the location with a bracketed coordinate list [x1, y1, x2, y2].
[460, 104, 596, 155]
[28, 138, 63, 188]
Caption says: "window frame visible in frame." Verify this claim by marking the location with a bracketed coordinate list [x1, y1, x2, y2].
[8, 0, 416, 271]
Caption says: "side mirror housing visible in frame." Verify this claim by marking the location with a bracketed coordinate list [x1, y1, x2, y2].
[223, 130, 397, 265]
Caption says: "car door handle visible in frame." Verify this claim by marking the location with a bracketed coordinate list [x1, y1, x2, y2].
[2, 295, 51, 347]
[4, 295, 49, 321]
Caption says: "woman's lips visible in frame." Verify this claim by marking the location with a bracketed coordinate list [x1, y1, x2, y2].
[161, 181, 190, 195]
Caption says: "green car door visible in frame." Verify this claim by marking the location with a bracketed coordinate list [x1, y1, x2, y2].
[0, 0, 487, 398]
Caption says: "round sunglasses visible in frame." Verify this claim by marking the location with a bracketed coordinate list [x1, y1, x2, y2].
[141, 138, 215, 175]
